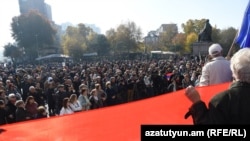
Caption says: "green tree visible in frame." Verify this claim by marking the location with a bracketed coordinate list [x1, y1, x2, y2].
[88, 34, 110, 56]
[78, 23, 95, 42]
[218, 27, 238, 56]
[11, 10, 57, 59]
[3, 43, 22, 64]
[211, 25, 221, 43]
[106, 28, 117, 53]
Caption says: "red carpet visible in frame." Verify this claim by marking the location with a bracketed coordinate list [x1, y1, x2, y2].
[0, 82, 230, 141]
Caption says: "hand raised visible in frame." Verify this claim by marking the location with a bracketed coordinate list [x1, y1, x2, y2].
[185, 85, 201, 104]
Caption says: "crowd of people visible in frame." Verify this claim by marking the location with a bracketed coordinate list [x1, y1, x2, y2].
[0, 43, 236, 125]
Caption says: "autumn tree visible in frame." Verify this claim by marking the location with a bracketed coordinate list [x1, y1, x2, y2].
[61, 23, 96, 60]
[181, 19, 215, 53]
[11, 10, 57, 59]
[158, 24, 178, 51]
[181, 19, 207, 35]
[172, 33, 186, 53]
[181, 26, 236, 55]
[106, 21, 142, 53]
[185, 32, 198, 53]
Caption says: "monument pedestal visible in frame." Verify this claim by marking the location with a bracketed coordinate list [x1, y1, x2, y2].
[192, 42, 213, 56]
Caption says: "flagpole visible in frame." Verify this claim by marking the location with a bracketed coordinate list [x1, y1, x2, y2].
[226, 30, 238, 60]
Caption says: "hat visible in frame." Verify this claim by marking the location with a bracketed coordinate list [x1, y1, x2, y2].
[0, 100, 4, 105]
[209, 44, 222, 56]
[8, 93, 16, 99]
[48, 77, 53, 82]
[29, 85, 35, 89]
[106, 81, 111, 86]
[79, 84, 87, 89]
[15, 100, 24, 107]
[58, 84, 64, 88]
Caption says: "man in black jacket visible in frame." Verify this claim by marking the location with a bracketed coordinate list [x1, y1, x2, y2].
[15, 100, 30, 122]
[185, 48, 250, 124]
[0, 100, 7, 125]
[54, 84, 69, 115]
[5, 94, 17, 123]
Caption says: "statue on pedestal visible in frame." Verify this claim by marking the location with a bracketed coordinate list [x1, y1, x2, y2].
[198, 19, 212, 42]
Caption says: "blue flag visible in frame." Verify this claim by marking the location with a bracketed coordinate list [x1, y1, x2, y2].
[236, 1, 250, 48]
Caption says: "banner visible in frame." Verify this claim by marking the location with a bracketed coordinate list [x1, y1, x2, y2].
[0, 82, 230, 141]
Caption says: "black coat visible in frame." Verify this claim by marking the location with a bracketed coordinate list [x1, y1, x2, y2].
[186, 81, 250, 124]
[0, 108, 7, 125]
[16, 107, 29, 122]
[36, 113, 47, 119]
[28, 91, 44, 106]
[106, 87, 117, 106]
[54, 91, 69, 114]
[46, 88, 55, 106]
[6, 101, 17, 123]
[89, 96, 103, 109]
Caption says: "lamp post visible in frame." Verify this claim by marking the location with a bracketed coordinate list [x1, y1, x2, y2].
[144, 36, 148, 54]
[21, 47, 25, 65]
[35, 34, 39, 57]
[144, 38, 146, 54]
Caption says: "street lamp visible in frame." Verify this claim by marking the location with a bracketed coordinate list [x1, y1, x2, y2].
[35, 34, 39, 57]
[21, 47, 25, 65]
[144, 36, 148, 54]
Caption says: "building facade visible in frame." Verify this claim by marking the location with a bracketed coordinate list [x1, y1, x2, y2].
[44, 3, 52, 21]
[156, 24, 178, 35]
[144, 24, 178, 52]
[18, 0, 52, 21]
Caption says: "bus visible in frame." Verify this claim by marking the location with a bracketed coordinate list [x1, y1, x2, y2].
[150, 51, 176, 59]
